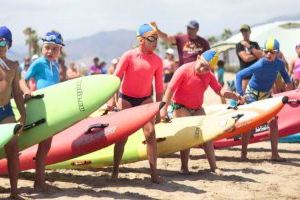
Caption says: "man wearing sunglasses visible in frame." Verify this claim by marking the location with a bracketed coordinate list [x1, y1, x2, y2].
[151, 20, 210, 66]
[236, 24, 263, 92]
[236, 38, 293, 161]
[107, 24, 164, 183]
[0, 26, 27, 199]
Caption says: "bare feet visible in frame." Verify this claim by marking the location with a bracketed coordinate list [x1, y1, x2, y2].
[151, 175, 164, 184]
[271, 155, 287, 162]
[240, 156, 250, 162]
[9, 193, 25, 200]
[111, 171, 118, 180]
[179, 168, 191, 175]
[33, 183, 59, 193]
[211, 168, 223, 175]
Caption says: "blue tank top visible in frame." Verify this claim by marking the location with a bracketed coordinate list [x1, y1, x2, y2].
[25, 56, 60, 89]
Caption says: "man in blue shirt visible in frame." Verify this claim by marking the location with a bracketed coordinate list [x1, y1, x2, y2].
[236, 38, 293, 161]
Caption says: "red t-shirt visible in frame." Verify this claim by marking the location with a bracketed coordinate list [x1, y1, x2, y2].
[175, 34, 210, 66]
[114, 48, 163, 98]
[168, 61, 222, 109]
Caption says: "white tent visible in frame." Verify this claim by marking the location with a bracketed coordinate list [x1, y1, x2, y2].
[213, 21, 300, 70]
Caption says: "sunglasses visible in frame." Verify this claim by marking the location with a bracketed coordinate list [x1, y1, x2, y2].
[144, 36, 158, 42]
[0, 40, 8, 47]
[43, 35, 63, 45]
[263, 50, 278, 54]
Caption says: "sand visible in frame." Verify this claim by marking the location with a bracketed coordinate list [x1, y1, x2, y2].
[1, 73, 299, 200]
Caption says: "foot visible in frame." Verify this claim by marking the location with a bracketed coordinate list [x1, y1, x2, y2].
[111, 171, 119, 180]
[151, 175, 164, 184]
[271, 155, 287, 162]
[211, 168, 223, 175]
[240, 155, 249, 162]
[9, 193, 25, 200]
[179, 168, 190, 175]
[34, 183, 58, 193]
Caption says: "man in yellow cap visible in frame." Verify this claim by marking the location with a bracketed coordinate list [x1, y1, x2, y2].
[160, 49, 241, 174]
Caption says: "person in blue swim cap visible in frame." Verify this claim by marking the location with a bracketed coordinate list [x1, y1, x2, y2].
[0, 26, 27, 199]
[236, 37, 293, 161]
[24, 30, 65, 192]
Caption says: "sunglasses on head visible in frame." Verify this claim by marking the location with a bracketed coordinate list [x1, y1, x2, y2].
[263, 50, 278, 54]
[144, 36, 158, 42]
[0, 40, 8, 47]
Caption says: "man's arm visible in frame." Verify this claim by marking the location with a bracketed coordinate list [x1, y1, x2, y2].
[12, 65, 26, 126]
[150, 22, 176, 44]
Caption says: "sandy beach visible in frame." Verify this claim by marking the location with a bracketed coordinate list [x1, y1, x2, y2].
[1, 72, 300, 199]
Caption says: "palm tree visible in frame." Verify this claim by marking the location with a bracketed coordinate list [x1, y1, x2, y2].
[221, 29, 232, 40]
[23, 27, 40, 57]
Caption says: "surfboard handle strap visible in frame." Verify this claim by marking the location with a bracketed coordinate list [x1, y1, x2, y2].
[102, 107, 120, 116]
[23, 118, 46, 131]
[287, 99, 300, 104]
[232, 114, 244, 121]
[71, 160, 92, 166]
[13, 124, 23, 135]
[86, 123, 109, 133]
[24, 94, 44, 103]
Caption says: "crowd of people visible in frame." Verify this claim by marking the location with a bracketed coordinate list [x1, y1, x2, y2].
[0, 19, 300, 199]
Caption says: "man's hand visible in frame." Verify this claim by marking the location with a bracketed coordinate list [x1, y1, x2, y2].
[23, 93, 32, 103]
[150, 21, 158, 30]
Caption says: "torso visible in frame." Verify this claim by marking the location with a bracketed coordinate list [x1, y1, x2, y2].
[175, 34, 210, 66]
[236, 41, 260, 70]
[0, 58, 18, 105]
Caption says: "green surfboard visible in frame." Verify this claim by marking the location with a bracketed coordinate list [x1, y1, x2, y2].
[0, 75, 120, 159]
[0, 123, 21, 149]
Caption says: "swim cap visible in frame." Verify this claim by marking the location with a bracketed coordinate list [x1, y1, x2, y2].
[137, 24, 157, 37]
[264, 37, 280, 51]
[42, 31, 65, 46]
[202, 49, 219, 69]
[0, 26, 12, 48]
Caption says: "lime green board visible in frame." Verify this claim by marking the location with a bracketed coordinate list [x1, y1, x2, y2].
[48, 114, 236, 169]
[0, 123, 20, 149]
[0, 75, 120, 159]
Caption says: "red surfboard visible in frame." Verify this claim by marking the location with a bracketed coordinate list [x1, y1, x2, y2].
[214, 89, 300, 149]
[0, 102, 163, 174]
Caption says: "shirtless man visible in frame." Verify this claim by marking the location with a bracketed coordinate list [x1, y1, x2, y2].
[0, 26, 26, 199]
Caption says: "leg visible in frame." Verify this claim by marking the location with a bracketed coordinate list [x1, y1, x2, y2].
[241, 131, 251, 160]
[2, 116, 19, 197]
[269, 117, 285, 161]
[111, 98, 132, 179]
[174, 108, 191, 173]
[34, 137, 52, 191]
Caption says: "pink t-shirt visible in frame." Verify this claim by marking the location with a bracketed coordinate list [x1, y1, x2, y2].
[175, 34, 210, 66]
[168, 61, 222, 109]
[114, 48, 163, 98]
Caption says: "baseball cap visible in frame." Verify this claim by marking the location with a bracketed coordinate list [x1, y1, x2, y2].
[42, 31, 65, 46]
[0, 26, 12, 48]
[263, 37, 280, 51]
[240, 24, 251, 32]
[187, 20, 199, 29]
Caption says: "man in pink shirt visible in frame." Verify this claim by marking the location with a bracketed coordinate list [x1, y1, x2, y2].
[160, 49, 241, 174]
[107, 24, 163, 183]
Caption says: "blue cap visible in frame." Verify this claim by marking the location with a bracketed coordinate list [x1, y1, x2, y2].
[137, 24, 157, 37]
[0, 26, 12, 48]
[202, 49, 219, 69]
[264, 37, 279, 51]
[42, 31, 65, 46]
[187, 20, 199, 29]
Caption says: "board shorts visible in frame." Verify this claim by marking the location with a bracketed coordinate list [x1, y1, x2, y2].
[244, 85, 272, 104]
[0, 103, 14, 122]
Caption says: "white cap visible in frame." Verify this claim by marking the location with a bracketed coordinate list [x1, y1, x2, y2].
[166, 48, 174, 55]
[31, 54, 39, 61]
[111, 58, 118, 64]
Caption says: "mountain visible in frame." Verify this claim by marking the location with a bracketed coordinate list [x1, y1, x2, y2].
[64, 29, 136, 63]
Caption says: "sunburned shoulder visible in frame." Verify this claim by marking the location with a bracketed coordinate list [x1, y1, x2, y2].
[4, 59, 19, 70]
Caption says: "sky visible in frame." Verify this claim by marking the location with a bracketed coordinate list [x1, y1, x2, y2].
[1, 0, 300, 45]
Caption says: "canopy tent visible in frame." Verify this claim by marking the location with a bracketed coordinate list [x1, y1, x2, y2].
[213, 21, 300, 63]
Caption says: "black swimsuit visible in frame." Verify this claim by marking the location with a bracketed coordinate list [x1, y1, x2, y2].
[119, 92, 151, 107]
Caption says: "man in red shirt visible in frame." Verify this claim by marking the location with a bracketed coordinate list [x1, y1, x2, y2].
[151, 20, 210, 66]
[107, 24, 164, 183]
[160, 49, 241, 174]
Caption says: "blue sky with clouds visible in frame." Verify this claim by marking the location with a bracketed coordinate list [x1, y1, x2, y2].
[2, 0, 299, 45]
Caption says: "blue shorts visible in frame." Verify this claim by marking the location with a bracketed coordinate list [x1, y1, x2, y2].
[0, 103, 15, 122]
